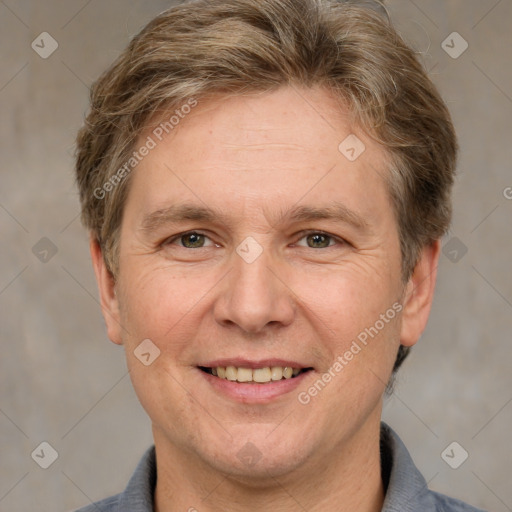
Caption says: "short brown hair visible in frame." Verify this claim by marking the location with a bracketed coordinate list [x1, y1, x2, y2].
[75, 0, 457, 372]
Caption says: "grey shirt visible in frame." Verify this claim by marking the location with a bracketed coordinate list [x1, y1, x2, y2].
[74, 423, 486, 511]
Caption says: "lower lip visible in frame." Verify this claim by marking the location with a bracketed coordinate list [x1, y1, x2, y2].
[198, 369, 311, 403]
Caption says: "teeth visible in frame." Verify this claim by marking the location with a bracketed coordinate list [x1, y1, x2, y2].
[270, 366, 283, 381]
[253, 367, 272, 383]
[208, 365, 303, 383]
[225, 366, 238, 381]
[237, 367, 253, 382]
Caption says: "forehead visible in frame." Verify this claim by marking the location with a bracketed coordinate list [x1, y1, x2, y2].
[143, 86, 375, 164]
[128, 86, 392, 226]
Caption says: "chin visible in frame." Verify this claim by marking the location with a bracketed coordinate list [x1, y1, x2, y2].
[198, 431, 315, 483]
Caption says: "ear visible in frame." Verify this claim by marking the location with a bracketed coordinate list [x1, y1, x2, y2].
[89, 235, 123, 345]
[400, 240, 440, 347]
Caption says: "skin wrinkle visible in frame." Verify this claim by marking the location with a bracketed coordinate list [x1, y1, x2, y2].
[137, 202, 372, 243]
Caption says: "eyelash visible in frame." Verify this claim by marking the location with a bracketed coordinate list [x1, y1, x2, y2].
[163, 230, 345, 249]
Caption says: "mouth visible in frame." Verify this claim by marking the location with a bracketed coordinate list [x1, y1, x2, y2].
[198, 365, 313, 384]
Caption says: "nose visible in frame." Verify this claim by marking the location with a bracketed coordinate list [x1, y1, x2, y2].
[213, 245, 295, 334]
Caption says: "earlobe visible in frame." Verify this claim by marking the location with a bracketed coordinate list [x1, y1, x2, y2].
[89, 236, 124, 345]
[399, 240, 441, 347]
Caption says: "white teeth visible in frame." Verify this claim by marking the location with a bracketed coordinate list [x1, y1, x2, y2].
[270, 366, 283, 381]
[208, 365, 303, 383]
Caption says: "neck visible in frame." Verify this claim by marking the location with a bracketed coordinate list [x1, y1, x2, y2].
[153, 416, 385, 512]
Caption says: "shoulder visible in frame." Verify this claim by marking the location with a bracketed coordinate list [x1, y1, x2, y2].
[71, 445, 156, 512]
[430, 490, 487, 512]
[72, 493, 121, 511]
[380, 423, 487, 512]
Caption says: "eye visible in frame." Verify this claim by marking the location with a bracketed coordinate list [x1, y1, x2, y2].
[165, 231, 215, 249]
[295, 231, 341, 249]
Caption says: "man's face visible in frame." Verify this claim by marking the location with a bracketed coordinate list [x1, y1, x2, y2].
[98, 86, 415, 478]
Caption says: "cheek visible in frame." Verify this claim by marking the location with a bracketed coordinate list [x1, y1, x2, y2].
[296, 266, 398, 334]
[129, 362, 208, 444]
[291, 264, 403, 392]
[117, 266, 204, 343]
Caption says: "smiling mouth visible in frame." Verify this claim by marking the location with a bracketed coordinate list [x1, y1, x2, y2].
[198, 366, 313, 383]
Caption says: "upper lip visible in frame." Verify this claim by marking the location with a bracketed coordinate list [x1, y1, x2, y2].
[198, 358, 312, 369]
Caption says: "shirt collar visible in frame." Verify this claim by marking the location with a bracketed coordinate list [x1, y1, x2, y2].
[380, 422, 437, 511]
[117, 444, 156, 511]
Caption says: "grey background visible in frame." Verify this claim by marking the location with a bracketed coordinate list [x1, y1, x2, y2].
[1, 1, 511, 511]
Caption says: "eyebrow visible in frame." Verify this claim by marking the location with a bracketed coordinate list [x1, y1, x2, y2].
[279, 203, 369, 231]
[139, 201, 370, 235]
